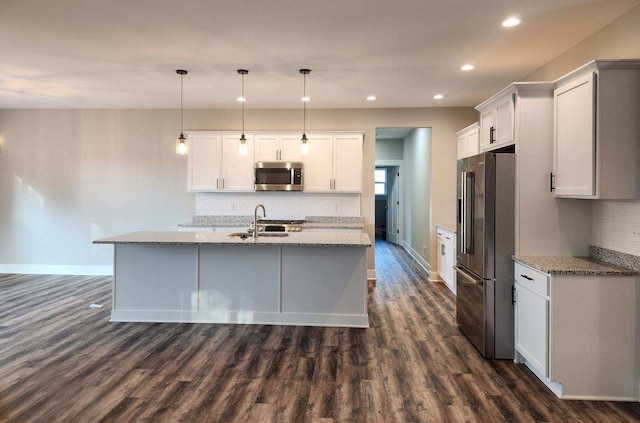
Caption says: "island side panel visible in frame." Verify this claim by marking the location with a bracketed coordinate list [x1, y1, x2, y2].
[113, 244, 198, 316]
[198, 245, 281, 317]
[281, 246, 367, 325]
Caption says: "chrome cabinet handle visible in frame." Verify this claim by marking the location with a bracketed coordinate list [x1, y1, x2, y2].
[216, 178, 219, 189]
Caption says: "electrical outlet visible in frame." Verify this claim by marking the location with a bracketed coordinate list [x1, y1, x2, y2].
[423, 245, 427, 257]
[596, 221, 605, 239]
[229, 203, 235, 211]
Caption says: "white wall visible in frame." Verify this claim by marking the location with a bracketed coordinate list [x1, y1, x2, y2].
[0, 107, 477, 275]
[401, 128, 433, 271]
[375, 138, 404, 160]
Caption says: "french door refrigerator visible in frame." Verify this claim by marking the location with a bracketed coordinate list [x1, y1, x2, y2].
[456, 151, 515, 359]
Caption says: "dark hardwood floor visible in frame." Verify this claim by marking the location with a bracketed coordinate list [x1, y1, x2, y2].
[1, 240, 639, 422]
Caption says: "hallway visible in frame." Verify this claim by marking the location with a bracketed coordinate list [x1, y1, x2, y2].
[0, 243, 639, 421]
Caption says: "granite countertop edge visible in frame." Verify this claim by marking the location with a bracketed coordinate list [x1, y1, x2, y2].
[513, 254, 639, 276]
[179, 215, 364, 229]
[94, 231, 372, 248]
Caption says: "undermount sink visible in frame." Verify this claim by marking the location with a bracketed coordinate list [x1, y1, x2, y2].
[228, 232, 289, 238]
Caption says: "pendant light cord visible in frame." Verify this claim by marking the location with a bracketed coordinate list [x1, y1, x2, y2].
[303, 72, 307, 134]
[241, 73, 245, 134]
[180, 73, 184, 135]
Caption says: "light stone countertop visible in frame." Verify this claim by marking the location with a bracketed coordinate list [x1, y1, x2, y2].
[178, 215, 364, 230]
[513, 255, 638, 276]
[94, 231, 372, 247]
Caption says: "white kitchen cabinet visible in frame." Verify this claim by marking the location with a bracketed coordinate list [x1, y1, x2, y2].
[456, 123, 479, 159]
[187, 133, 222, 191]
[477, 89, 515, 151]
[514, 260, 639, 401]
[304, 133, 363, 193]
[552, 60, 640, 199]
[255, 134, 302, 162]
[514, 262, 549, 378]
[187, 132, 254, 192]
[436, 226, 456, 294]
[222, 133, 255, 191]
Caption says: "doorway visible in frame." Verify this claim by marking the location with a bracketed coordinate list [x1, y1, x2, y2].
[375, 166, 400, 244]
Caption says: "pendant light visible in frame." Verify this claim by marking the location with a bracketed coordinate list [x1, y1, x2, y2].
[237, 69, 249, 155]
[176, 69, 188, 155]
[300, 69, 311, 155]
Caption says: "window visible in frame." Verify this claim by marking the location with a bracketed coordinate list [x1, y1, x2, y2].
[375, 168, 387, 196]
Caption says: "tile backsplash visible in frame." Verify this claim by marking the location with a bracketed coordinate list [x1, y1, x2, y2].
[196, 192, 361, 219]
[592, 200, 640, 257]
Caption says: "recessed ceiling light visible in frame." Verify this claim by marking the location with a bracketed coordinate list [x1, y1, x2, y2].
[301, 96, 310, 102]
[367, 95, 377, 101]
[236, 96, 246, 102]
[461, 64, 474, 71]
[433, 94, 444, 100]
[502, 17, 521, 27]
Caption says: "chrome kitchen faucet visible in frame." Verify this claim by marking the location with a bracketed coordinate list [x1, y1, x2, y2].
[253, 204, 266, 239]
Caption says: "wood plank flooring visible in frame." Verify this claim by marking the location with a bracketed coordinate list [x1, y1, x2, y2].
[1, 240, 639, 422]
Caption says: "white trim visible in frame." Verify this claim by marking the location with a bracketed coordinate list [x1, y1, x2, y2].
[367, 269, 377, 281]
[0, 264, 113, 276]
[402, 240, 431, 278]
[111, 309, 370, 328]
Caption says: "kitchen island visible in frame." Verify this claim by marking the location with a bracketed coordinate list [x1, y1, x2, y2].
[94, 231, 372, 328]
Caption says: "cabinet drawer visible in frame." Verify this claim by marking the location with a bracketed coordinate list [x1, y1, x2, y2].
[514, 262, 549, 297]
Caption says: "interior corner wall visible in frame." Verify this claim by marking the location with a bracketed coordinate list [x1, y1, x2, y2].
[0, 107, 477, 275]
[522, 3, 640, 258]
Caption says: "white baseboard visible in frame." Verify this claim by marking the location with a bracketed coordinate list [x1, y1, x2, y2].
[0, 264, 113, 276]
[402, 241, 432, 278]
[367, 269, 377, 281]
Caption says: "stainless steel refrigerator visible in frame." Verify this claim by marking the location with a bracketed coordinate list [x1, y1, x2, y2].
[456, 151, 515, 359]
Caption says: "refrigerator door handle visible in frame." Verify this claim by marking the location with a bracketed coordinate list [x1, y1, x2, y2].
[462, 171, 475, 254]
[455, 266, 484, 286]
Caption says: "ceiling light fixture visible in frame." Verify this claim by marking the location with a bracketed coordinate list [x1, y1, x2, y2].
[176, 69, 188, 155]
[433, 94, 444, 100]
[367, 95, 377, 101]
[300, 69, 311, 155]
[461, 64, 474, 71]
[502, 17, 521, 27]
[237, 69, 249, 155]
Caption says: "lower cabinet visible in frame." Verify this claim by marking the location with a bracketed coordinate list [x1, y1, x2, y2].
[514, 261, 639, 401]
[436, 226, 456, 295]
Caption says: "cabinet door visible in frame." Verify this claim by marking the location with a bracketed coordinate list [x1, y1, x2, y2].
[437, 238, 445, 280]
[280, 135, 303, 162]
[187, 134, 222, 191]
[443, 233, 456, 294]
[222, 134, 255, 191]
[254, 135, 280, 161]
[457, 133, 467, 160]
[303, 135, 333, 192]
[495, 94, 515, 145]
[480, 109, 496, 151]
[553, 72, 595, 197]
[333, 134, 363, 192]
[466, 125, 479, 157]
[515, 282, 549, 377]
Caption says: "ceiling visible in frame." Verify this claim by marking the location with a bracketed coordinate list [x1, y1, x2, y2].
[1, 0, 638, 109]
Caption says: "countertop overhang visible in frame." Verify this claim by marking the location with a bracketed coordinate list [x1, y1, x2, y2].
[94, 231, 372, 247]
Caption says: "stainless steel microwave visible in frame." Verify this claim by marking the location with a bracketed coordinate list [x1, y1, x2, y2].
[254, 162, 303, 191]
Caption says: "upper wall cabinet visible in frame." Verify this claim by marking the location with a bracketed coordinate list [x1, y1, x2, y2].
[476, 89, 515, 151]
[187, 131, 363, 193]
[255, 134, 302, 162]
[552, 60, 640, 199]
[456, 122, 479, 159]
[186, 132, 255, 192]
[303, 133, 363, 193]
